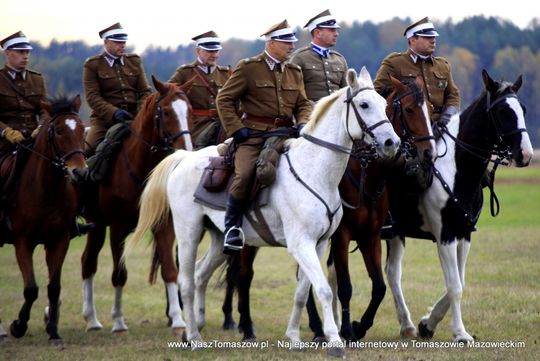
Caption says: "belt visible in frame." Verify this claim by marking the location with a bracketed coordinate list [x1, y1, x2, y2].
[242, 113, 293, 127]
[192, 109, 218, 117]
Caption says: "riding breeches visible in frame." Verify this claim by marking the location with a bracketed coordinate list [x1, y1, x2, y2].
[229, 137, 266, 200]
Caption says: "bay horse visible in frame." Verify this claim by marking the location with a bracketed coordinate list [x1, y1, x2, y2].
[224, 76, 436, 342]
[385, 69, 533, 341]
[0, 95, 87, 345]
[80, 76, 193, 333]
[129, 67, 400, 357]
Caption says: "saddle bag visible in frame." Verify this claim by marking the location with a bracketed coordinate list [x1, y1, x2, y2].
[87, 122, 131, 182]
[202, 156, 233, 192]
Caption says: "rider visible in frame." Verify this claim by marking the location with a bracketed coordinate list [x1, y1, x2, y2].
[0, 31, 89, 237]
[289, 9, 348, 102]
[216, 20, 312, 254]
[83, 22, 152, 156]
[168, 30, 231, 149]
[373, 17, 460, 126]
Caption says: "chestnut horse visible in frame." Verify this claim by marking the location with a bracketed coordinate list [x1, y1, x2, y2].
[0, 95, 87, 345]
[224, 76, 436, 342]
[80, 76, 193, 333]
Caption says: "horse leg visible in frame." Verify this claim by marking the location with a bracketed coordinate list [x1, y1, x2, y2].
[221, 249, 238, 331]
[44, 236, 70, 346]
[11, 241, 38, 339]
[385, 236, 416, 337]
[81, 223, 107, 331]
[152, 215, 186, 335]
[285, 266, 312, 347]
[236, 245, 259, 341]
[419, 238, 473, 342]
[0, 320, 7, 341]
[352, 235, 386, 340]
[290, 239, 345, 358]
[193, 231, 228, 331]
[109, 222, 131, 333]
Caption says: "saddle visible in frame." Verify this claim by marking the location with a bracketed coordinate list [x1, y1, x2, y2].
[87, 122, 131, 182]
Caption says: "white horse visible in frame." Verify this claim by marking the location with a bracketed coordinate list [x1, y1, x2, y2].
[129, 67, 400, 357]
[385, 70, 533, 341]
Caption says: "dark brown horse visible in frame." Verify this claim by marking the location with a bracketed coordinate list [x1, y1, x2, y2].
[224, 76, 436, 342]
[80, 76, 193, 333]
[0, 95, 87, 345]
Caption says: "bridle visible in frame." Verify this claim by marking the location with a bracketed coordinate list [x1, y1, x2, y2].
[126, 90, 192, 153]
[18, 112, 85, 177]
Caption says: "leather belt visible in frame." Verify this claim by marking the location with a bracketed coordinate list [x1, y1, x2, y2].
[242, 113, 293, 127]
[192, 108, 218, 117]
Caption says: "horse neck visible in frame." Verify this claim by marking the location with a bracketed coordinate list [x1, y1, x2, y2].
[293, 107, 353, 192]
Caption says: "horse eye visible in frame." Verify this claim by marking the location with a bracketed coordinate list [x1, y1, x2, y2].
[163, 111, 170, 117]
[360, 102, 369, 109]
[405, 107, 413, 114]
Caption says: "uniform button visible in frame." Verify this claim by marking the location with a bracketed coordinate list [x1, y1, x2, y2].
[124, 97, 128, 100]
[325, 62, 328, 65]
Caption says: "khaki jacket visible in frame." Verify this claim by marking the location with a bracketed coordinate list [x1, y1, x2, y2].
[373, 50, 460, 121]
[0, 66, 47, 133]
[83, 52, 152, 126]
[217, 52, 312, 137]
[289, 46, 348, 102]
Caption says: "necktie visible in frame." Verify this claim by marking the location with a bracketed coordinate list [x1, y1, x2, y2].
[16, 72, 24, 81]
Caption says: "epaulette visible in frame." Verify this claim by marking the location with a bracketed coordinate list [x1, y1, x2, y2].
[26, 69, 42, 75]
[242, 56, 263, 64]
[84, 55, 102, 64]
[296, 46, 311, 53]
[125, 53, 141, 58]
[434, 56, 449, 64]
[329, 50, 345, 58]
[387, 52, 402, 59]
[180, 63, 196, 69]
[217, 65, 231, 71]
[285, 63, 302, 71]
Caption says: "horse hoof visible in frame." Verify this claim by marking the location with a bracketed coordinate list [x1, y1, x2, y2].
[0, 335, 9, 343]
[400, 326, 417, 338]
[312, 335, 327, 344]
[48, 338, 64, 348]
[9, 320, 27, 338]
[242, 336, 257, 342]
[222, 320, 237, 330]
[86, 325, 103, 332]
[418, 320, 434, 339]
[112, 329, 128, 336]
[326, 346, 346, 358]
[172, 327, 185, 337]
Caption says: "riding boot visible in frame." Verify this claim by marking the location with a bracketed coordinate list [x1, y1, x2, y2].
[380, 211, 396, 240]
[223, 194, 245, 255]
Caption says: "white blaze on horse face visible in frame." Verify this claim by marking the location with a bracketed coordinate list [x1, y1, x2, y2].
[172, 99, 193, 151]
[507, 97, 533, 163]
[65, 118, 77, 131]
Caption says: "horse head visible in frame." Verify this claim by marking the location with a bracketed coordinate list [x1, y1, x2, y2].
[345, 67, 400, 160]
[481, 69, 533, 167]
[148, 75, 194, 151]
[39, 95, 88, 183]
[387, 75, 436, 165]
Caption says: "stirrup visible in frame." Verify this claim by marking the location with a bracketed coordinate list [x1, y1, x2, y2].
[223, 226, 245, 252]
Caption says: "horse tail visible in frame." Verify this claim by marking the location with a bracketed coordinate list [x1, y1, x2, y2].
[123, 150, 190, 262]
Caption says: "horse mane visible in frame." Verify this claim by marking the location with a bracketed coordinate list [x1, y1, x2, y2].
[304, 87, 347, 132]
[47, 96, 78, 116]
[139, 91, 159, 115]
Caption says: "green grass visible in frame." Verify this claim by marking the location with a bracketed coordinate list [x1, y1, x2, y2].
[1, 165, 539, 360]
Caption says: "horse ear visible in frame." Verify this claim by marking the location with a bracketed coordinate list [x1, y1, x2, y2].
[181, 75, 197, 93]
[152, 75, 166, 94]
[358, 66, 373, 85]
[347, 68, 359, 89]
[482, 69, 497, 93]
[73, 94, 81, 112]
[512, 75, 523, 93]
[390, 75, 404, 92]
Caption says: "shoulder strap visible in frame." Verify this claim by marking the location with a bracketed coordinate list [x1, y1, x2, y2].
[192, 67, 218, 97]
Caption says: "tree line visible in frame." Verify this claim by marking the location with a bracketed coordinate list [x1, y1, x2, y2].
[3, 15, 540, 146]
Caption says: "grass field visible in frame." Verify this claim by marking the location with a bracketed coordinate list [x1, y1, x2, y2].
[1, 165, 539, 361]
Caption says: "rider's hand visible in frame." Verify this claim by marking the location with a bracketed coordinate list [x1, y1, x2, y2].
[113, 109, 133, 123]
[232, 127, 251, 144]
[2, 127, 25, 144]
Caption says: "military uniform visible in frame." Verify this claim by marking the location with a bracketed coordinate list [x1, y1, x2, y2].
[83, 52, 151, 151]
[218, 51, 312, 199]
[168, 60, 231, 147]
[0, 67, 47, 155]
[289, 46, 347, 102]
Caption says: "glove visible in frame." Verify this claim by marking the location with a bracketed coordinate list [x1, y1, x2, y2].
[296, 123, 305, 137]
[31, 125, 42, 139]
[3, 127, 25, 144]
[232, 127, 251, 144]
[438, 105, 459, 127]
[113, 109, 133, 123]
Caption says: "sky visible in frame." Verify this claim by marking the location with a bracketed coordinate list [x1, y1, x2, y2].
[2, 0, 538, 52]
